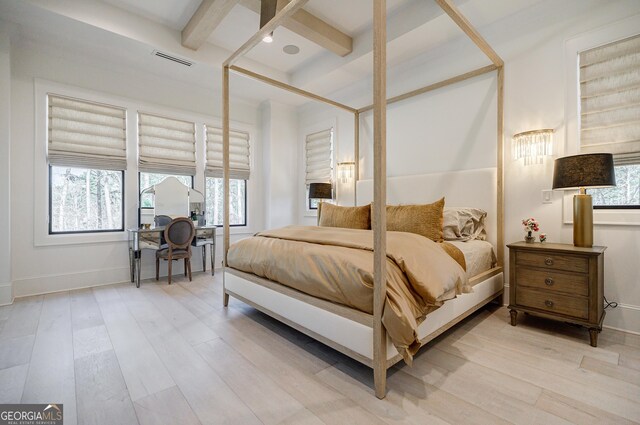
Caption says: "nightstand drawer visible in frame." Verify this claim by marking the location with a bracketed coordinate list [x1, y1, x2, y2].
[516, 267, 588, 296]
[516, 251, 588, 273]
[516, 287, 588, 319]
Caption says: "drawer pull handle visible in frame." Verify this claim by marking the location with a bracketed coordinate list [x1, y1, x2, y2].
[544, 258, 554, 266]
[545, 277, 554, 286]
[545, 300, 554, 308]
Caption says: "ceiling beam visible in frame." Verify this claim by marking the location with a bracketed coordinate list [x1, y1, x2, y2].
[182, 0, 240, 50]
[224, 0, 308, 66]
[239, 0, 352, 57]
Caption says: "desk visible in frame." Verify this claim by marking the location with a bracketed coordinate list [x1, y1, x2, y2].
[128, 226, 216, 288]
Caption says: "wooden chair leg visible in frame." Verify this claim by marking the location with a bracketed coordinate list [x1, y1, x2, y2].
[155, 257, 159, 281]
[184, 258, 187, 276]
[187, 258, 192, 281]
[168, 257, 172, 285]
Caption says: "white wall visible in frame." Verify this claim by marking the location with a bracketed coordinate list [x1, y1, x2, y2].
[10, 37, 262, 297]
[0, 29, 12, 305]
[297, 0, 640, 333]
[261, 101, 298, 229]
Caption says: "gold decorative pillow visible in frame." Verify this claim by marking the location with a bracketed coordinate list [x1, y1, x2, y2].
[372, 198, 445, 242]
[318, 203, 371, 229]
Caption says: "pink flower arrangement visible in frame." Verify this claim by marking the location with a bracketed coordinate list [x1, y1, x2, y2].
[522, 218, 540, 233]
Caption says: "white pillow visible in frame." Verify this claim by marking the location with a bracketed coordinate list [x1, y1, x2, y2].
[443, 207, 487, 242]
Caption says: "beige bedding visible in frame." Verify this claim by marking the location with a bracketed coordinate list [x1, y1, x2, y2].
[227, 225, 469, 363]
[448, 240, 497, 279]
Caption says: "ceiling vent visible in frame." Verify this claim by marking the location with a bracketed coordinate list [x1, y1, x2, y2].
[152, 50, 193, 67]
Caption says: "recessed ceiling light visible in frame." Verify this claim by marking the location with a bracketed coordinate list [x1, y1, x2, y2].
[263, 32, 274, 43]
[283, 45, 300, 55]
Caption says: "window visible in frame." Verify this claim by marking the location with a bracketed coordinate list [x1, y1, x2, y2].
[309, 196, 319, 210]
[139, 172, 193, 208]
[579, 34, 640, 208]
[305, 129, 333, 210]
[205, 178, 246, 226]
[50, 166, 124, 233]
[589, 164, 640, 208]
[47, 94, 126, 234]
[204, 125, 250, 226]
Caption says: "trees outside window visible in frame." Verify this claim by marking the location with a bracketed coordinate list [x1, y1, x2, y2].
[49, 166, 124, 233]
[205, 178, 246, 226]
[589, 164, 640, 208]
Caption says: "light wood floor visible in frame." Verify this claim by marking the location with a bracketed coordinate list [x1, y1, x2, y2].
[0, 272, 639, 425]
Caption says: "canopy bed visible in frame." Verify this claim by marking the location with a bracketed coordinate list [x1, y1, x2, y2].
[220, 0, 504, 399]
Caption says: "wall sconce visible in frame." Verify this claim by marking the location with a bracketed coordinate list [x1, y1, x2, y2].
[512, 129, 554, 165]
[337, 161, 356, 184]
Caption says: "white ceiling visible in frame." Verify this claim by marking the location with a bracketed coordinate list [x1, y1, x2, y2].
[304, 0, 408, 36]
[100, 0, 201, 30]
[206, 4, 325, 73]
[0, 0, 552, 105]
[97, 0, 413, 74]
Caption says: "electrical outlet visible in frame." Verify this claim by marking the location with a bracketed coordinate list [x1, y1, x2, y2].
[542, 189, 553, 204]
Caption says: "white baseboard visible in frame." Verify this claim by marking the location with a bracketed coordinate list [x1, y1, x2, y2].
[0, 281, 13, 306]
[603, 303, 640, 336]
[13, 267, 132, 298]
[12, 262, 221, 299]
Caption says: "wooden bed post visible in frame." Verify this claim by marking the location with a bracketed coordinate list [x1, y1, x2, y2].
[354, 111, 360, 205]
[223, 65, 230, 307]
[372, 0, 387, 400]
[497, 65, 505, 268]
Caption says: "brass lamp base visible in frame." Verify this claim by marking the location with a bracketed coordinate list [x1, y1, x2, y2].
[573, 190, 593, 248]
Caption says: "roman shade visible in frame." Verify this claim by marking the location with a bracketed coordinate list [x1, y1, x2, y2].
[205, 126, 250, 180]
[138, 112, 196, 175]
[305, 129, 333, 185]
[580, 34, 640, 164]
[47, 94, 126, 170]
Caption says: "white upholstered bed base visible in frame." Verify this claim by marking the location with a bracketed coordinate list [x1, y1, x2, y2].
[224, 269, 502, 364]
[223, 167, 503, 367]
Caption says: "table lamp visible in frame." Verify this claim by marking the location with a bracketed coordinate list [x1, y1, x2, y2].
[308, 183, 333, 200]
[552, 153, 615, 247]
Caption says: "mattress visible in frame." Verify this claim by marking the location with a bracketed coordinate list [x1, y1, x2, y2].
[448, 240, 496, 279]
[227, 225, 470, 362]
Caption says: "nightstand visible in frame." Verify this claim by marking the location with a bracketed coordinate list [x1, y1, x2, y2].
[507, 242, 606, 347]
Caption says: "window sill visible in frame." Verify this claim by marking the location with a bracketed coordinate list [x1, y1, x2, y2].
[563, 192, 640, 226]
[34, 226, 254, 247]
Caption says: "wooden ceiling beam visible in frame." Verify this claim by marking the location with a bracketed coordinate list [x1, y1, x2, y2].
[239, 0, 352, 56]
[182, 0, 240, 50]
[224, 0, 308, 66]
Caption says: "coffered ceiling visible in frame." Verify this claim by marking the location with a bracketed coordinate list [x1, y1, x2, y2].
[0, 0, 549, 105]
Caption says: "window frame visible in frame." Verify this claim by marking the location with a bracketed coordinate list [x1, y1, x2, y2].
[48, 165, 125, 235]
[205, 177, 248, 227]
[562, 15, 640, 225]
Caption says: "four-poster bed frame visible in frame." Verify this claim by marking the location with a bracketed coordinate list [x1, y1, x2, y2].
[220, 0, 504, 399]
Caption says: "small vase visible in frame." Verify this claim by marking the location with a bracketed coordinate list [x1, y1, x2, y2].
[524, 232, 535, 243]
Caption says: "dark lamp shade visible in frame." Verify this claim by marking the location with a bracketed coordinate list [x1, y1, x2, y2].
[552, 153, 616, 190]
[308, 183, 333, 199]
